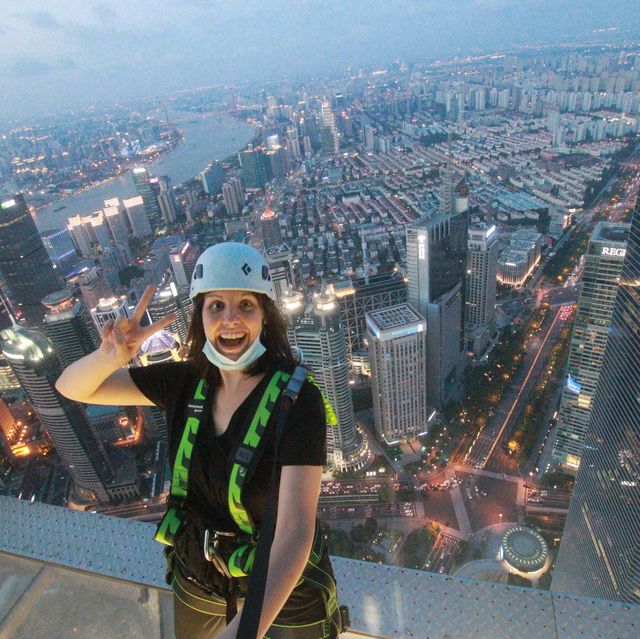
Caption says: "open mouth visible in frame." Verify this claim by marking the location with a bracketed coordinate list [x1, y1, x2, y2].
[217, 333, 247, 349]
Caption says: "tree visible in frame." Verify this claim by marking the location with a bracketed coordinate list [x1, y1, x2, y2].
[118, 265, 144, 287]
[378, 485, 395, 503]
[364, 517, 378, 538]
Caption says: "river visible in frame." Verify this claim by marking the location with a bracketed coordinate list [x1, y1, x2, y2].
[34, 111, 254, 232]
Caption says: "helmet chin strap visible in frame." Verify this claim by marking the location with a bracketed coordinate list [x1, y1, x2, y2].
[202, 334, 267, 371]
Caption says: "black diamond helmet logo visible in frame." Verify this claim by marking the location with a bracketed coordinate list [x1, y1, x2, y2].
[241, 263, 252, 275]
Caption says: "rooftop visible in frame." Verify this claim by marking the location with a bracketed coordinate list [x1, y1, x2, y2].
[367, 304, 422, 331]
[591, 221, 630, 245]
[1, 496, 639, 639]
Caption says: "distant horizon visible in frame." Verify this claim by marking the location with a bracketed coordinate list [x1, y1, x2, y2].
[2, 37, 637, 129]
[1, 0, 639, 126]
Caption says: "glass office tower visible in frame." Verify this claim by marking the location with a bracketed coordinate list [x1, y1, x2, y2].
[553, 196, 640, 604]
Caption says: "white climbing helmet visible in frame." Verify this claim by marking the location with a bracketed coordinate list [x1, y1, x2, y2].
[189, 242, 274, 300]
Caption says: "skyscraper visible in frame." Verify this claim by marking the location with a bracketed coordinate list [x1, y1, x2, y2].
[367, 304, 432, 444]
[286, 126, 301, 161]
[132, 167, 162, 229]
[201, 161, 225, 195]
[260, 202, 283, 249]
[223, 181, 241, 217]
[552, 222, 630, 474]
[67, 214, 93, 257]
[333, 271, 408, 356]
[320, 101, 340, 154]
[265, 244, 296, 303]
[40, 228, 78, 277]
[147, 282, 193, 345]
[169, 245, 191, 292]
[406, 207, 468, 408]
[90, 296, 130, 333]
[0, 195, 60, 325]
[103, 202, 130, 247]
[552, 197, 640, 604]
[239, 147, 269, 189]
[282, 289, 363, 470]
[156, 175, 178, 224]
[0, 396, 17, 464]
[265, 145, 287, 180]
[77, 267, 115, 311]
[42, 290, 101, 369]
[0, 326, 113, 502]
[465, 222, 499, 356]
[123, 196, 153, 237]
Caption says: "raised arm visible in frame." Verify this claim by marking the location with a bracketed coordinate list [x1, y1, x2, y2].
[55, 285, 176, 406]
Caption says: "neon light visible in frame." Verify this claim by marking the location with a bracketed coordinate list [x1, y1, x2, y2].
[1, 199, 16, 209]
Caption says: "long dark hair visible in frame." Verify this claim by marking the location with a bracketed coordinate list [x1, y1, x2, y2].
[186, 292, 298, 388]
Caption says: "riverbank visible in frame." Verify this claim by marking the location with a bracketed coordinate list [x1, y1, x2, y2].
[34, 110, 254, 231]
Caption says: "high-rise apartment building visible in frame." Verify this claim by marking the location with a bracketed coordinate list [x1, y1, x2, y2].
[367, 304, 432, 443]
[552, 198, 640, 604]
[552, 222, 630, 474]
[42, 291, 101, 369]
[282, 289, 363, 471]
[0, 326, 114, 502]
[465, 223, 499, 356]
[406, 207, 468, 408]
[132, 167, 162, 229]
[0, 195, 60, 326]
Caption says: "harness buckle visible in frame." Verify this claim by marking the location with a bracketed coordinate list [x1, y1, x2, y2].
[203, 529, 236, 580]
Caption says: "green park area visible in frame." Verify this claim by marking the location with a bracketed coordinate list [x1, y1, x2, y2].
[325, 519, 439, 571]
[398, 525, 437, 570]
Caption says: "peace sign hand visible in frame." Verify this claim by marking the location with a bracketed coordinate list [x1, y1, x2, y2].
[99, 285, 177, 366]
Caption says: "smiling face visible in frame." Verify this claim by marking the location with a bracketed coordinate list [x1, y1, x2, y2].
[201, 290, 264, 360]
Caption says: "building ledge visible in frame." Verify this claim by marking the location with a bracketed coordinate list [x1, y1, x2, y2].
[1, 496, 639, 638]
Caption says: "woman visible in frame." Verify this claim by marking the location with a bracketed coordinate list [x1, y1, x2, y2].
[56, 242, 341, 639]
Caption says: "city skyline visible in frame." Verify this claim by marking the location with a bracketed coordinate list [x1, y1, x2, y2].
[0, 1, 639, 124]
[0, 22, 639, 622]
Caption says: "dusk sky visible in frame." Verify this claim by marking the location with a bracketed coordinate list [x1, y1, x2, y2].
[1, 0, 638, 124]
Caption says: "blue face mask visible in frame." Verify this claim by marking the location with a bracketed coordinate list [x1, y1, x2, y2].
[202, 334, 266, 371]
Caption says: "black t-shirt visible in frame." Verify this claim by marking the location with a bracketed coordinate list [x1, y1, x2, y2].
[129, 360, 329, 623]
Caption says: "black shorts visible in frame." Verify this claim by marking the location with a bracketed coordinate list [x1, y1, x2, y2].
[171, 558, 336, 639]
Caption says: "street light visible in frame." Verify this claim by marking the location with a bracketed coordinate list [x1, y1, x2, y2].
[499, 513, 503, 525]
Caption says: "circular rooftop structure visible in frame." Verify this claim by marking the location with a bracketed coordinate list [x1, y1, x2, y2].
[501, 526, 548, 573]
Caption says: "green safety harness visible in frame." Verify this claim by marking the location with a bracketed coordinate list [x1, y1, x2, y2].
[155, 367, 347, 639]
